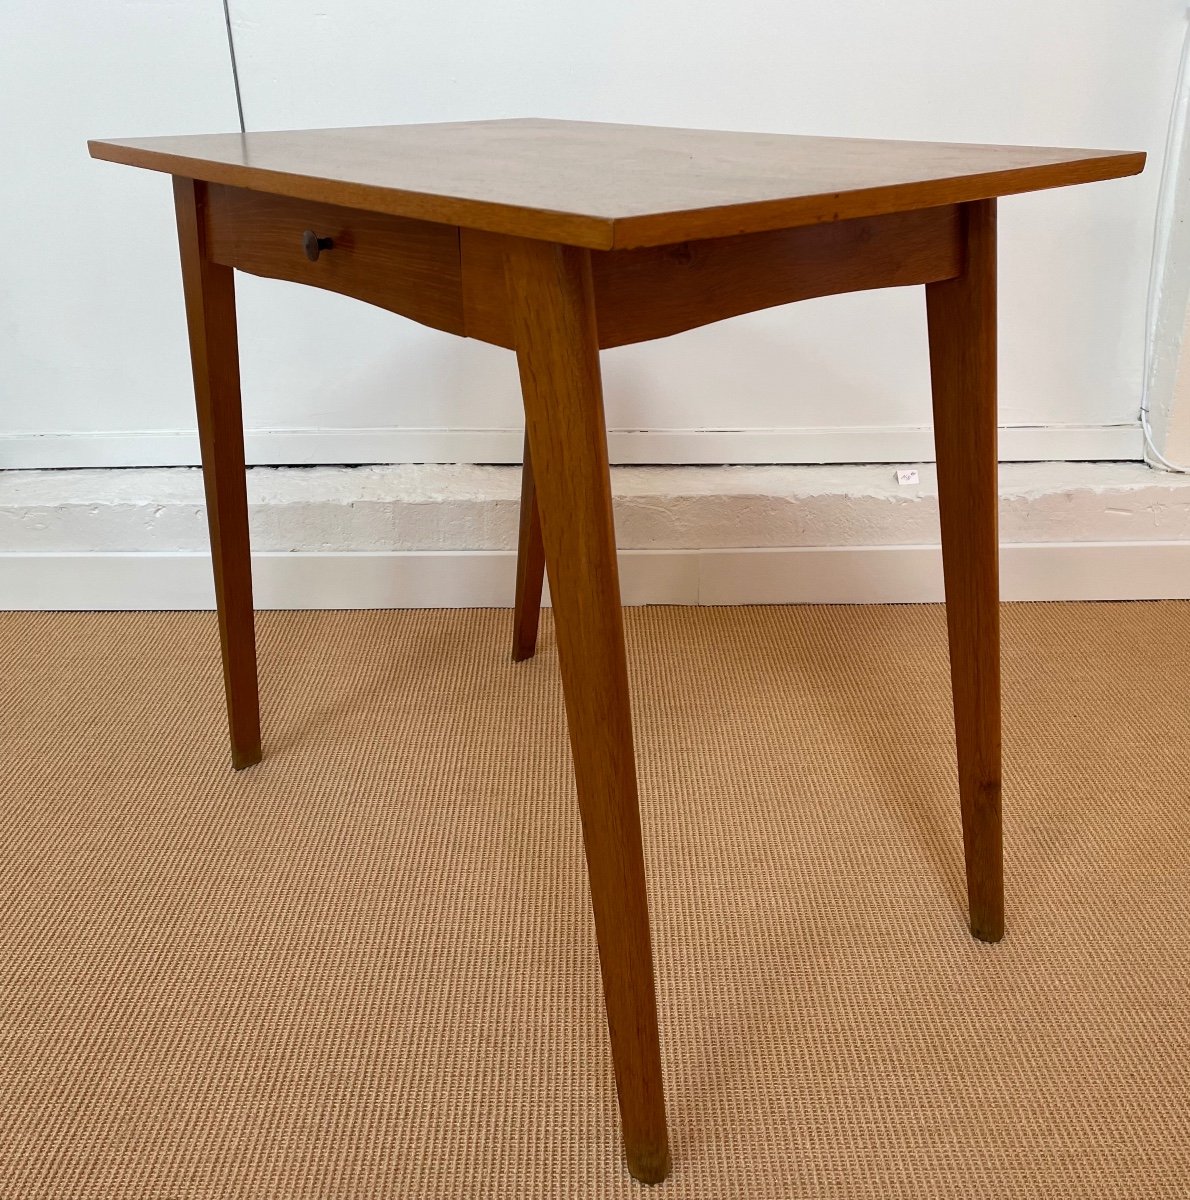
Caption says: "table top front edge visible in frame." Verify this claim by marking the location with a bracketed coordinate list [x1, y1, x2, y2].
[88, 138, 1146, 253]
[87, 139, 620, 250]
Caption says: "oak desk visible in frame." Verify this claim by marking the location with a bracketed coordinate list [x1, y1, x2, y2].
[89, 119, 1144, 1184]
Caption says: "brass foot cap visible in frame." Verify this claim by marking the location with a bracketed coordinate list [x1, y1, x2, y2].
[627, 1143, 672, 1185]
[970, 917, 1005, 944]
[231, 745, 263, 771]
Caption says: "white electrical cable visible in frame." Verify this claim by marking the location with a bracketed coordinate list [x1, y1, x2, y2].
[222, 0, 247, 135]
[1138, 8, 1190, 472]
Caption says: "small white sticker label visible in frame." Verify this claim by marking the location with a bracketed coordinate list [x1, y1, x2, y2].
[896, 469, 920, 486]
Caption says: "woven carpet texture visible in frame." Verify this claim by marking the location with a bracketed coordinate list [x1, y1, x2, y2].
[1, 604, 1188, 1198]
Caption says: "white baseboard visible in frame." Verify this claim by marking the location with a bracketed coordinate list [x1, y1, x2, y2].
[4, 542, 1189, 610]
[0, 422, 1143, 469]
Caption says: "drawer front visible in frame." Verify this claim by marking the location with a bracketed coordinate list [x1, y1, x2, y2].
[203, 184, 465, 336]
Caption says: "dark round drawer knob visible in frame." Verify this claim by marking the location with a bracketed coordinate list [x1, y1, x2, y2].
[302, 230, 334, 262]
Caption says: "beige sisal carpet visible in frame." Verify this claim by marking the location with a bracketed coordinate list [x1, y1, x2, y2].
[1, 604, 1188, 1198]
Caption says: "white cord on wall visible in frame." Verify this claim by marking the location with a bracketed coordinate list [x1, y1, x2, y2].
[222, 0, 247, 135]
[1139, 8, 1190, 472]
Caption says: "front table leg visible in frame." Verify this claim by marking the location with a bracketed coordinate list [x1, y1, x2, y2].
[503, 237, 671, 1183]
[925, 198, 1004, 942]
[173, 177, 261, 770]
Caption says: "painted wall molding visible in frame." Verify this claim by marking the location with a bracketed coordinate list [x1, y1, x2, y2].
[5, 542, 1189, 610]
[1, 422, 1144, 470]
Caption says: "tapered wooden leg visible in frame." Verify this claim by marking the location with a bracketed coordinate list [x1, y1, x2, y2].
[926, 198, 1003, 943]
[511, 432, 546, 661]
[504, 236, 670, 1184]
[173, 177, 261, 771]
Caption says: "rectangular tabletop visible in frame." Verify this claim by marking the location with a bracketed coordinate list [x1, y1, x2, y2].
[90, 118, 1145, 251]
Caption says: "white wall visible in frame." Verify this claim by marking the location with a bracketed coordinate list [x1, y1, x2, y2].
[1144, 13, 1190, 470]
[0, 1, 1180, 467]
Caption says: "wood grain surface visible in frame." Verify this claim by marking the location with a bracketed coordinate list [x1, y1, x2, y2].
[926, 199, 1004, 943]
[511, 434, 546, 662]
[504, 234, 671, 1183]
[205, 185, 464, 335]
[173, 178, 261, 771]
[91, 119, 1144, 250]
[463, 207, 961, 348]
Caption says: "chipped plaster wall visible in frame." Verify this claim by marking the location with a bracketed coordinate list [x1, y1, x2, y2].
[5, 463, 1190, 555]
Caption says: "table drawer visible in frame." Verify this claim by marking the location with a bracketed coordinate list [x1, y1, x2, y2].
[203, 184, 465, 336]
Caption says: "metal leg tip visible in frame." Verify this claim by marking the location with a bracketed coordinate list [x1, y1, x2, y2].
[626, 1143, 672, 1185]
[969, 915, 1004, 944]
[231, 745, 262, 771]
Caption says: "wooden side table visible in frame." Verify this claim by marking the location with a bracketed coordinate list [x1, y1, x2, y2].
[90, 120, 1143, 1184]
